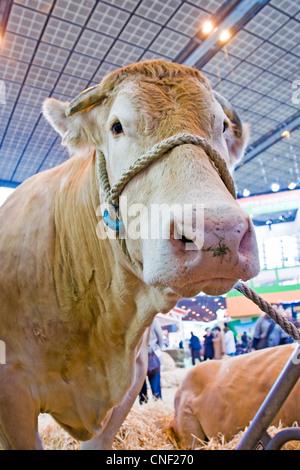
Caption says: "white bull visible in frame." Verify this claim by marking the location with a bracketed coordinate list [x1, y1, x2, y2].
[0, 60, 259, 449]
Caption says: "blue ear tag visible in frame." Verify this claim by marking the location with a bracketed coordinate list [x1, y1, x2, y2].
[102, 205, 124, 233]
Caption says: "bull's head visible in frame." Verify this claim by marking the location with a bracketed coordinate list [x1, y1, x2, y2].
[43, 60, 259, 299]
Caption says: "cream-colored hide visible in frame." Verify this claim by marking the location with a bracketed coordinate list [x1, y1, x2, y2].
[173, 344, 300, 449]
[0, 60, 259, 450]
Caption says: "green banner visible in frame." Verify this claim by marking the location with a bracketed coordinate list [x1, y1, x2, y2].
[238, 190, 300, 215]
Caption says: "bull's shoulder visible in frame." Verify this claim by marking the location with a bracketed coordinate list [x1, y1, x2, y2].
[177, 344, 296, 395]
[0, 157, 84, 291]
[210, 344, 297, 394]
[179, 360, 222, 392]
[0, 171, 57, 261]
[0, 155, 89, 239]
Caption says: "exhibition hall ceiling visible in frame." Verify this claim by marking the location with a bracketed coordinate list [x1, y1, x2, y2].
[0, 0, 299, 197]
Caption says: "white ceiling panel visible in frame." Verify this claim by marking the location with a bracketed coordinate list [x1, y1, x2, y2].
[247, 71, 283, 95]
[64, 52, 100, 80]
[269, 19, 300, 51]
[269, 53, 300, 79]
[13, 0, 53, 12]
[0, 56, 28, 83]
[87, 2, 130, 36]
[25, 64, 60, 91]
[108, 0, 140, 13]
[270, 0, 300, 16]
[54, 73, 88, 96]
[223, 61, 262, 87]
[149, 27, 191, 58]
[1, 31, 37, 62]
[224, 30, 263, 60]
[167, 3, 209, 37]
[202, 51, 241, 80]
[119, 15, 161, 48]
[135, 0, 181, 25]
[74, 28, 114, 58]
[6, 3, 47, 39]
[52, 0, 96, 26]
[246, 42, 285, 69]
[42, 17, 82, 49]
[105, 39, 144, 66]
[32, 42, 70, 71]
[245, 4, 289, 39]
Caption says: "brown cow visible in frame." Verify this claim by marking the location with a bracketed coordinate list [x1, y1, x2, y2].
[173, 343, 300, 448]
[0, 60, 259, 449]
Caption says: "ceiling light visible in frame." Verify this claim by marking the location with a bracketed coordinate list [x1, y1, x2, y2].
[219, 29, 231, 43]
[243, 188, 250, 197]
[271, 183, 280, 192]
[281, 130, 290, 138]
[202, 20, 214, 35]
[288, 181, 296, 190]
[191, 298, 196, 301]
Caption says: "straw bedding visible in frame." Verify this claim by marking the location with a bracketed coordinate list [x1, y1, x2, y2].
[1, 363, 299, 450]
[36, 402, 300, 450]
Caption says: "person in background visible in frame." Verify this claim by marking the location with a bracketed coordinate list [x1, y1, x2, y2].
[241, 331, 248, 349]
[139, 317, 164, 404]
[203, 327, 214, 360]
[224, 323, 236, 357]
[189, 331, 202, 365]
[212, 326, 225, 359]
[252, 304, 292, 350]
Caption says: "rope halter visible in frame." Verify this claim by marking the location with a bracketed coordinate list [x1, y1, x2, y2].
[96, 132, 236, 231]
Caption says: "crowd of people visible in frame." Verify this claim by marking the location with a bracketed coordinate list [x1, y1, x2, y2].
[188, 303, 296, 365]
[189, 325, 235, 364]
[139, 303, 297, 402]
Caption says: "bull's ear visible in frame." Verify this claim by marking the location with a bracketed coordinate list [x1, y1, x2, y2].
[214, 91, 250, 171]
[43, 98, 92, 153]
[226, 122, 250, 171]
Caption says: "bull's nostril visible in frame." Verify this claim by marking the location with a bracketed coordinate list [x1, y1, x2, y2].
[238, 230, 249, 254]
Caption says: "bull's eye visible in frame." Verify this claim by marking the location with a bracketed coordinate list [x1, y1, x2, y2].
[112, 121, 123, 136]
[223, 121, 228, 133]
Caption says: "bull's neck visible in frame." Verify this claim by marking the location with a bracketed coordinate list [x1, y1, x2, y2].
[53, 152, 156, 350]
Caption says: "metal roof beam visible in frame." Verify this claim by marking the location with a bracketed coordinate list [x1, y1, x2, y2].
[175, 0, 241, 64]
[236, 111, 300, 170]
[0, 0, 13, 41]
[176, 0, 270, 68]
[0, 179, 20, 189]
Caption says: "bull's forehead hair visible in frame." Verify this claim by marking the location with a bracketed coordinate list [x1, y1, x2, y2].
[66, 59, 213, 120]
[100, 59, 212, 99]
[101, 60, 214, 138]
